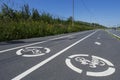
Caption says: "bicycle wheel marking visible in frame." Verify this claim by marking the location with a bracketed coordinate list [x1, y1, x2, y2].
[65, 54, 115, 77]
[16, 47, 50, 57]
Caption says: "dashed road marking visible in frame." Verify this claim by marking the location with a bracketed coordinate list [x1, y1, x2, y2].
[95, 42, 101, 45]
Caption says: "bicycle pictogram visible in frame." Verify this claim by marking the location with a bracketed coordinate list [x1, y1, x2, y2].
[75, 56, 105, 68]
[65, 54, 115, 77]
[16, 46, 50, 57]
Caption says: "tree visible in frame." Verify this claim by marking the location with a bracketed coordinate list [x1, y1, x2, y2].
[32, 8, 40, 21]
[67, 16, 72, 24]
[21, 4, 31, 20]
[40, 12, 53, 24]
[1, 3, 16, 21]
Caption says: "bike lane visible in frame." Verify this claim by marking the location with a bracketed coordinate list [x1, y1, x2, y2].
[0, 31, 94, 80]
[21, 30, 120, 80]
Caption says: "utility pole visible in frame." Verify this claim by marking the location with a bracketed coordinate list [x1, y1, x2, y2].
[72, 0, 74, 27]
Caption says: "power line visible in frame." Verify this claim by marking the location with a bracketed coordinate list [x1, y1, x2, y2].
[81, 0, 93, 16]
[80, 0, 98, 23]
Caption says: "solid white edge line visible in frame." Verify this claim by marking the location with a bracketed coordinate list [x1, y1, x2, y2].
[0, 31, 90, 54]
[112, 34, 120, 38]
[106, 30, 120, 39]
[0, 36, 69, 53]
[11, 31, 97, 80]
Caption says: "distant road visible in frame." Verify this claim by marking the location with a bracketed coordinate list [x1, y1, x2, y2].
[107, 29, 120, 38]
[0, 30, 120, 80]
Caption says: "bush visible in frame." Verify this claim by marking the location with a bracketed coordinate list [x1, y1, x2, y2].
[0, 3, 105, 42]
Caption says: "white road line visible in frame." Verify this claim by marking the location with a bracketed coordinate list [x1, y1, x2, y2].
[94, 42, 101, 45]
[11, 31, 97, 80]
[106, 30, 120, 39]
[0, 31, 90, 54]
[112, 34, 120, 38]
[0, 37, 61, 53]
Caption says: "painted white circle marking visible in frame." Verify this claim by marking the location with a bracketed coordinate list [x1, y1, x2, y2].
[65, 54, 115, 77]
[16, 47, 50, 57]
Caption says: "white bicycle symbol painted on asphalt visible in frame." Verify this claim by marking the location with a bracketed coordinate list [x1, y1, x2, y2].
[16, 46, 50, 57]
[75, 56, 105, 68]
[65, 54, 115, 77]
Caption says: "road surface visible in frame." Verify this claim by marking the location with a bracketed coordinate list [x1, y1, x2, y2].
[107, 29, 120, 38]
[0, 30, 120, 80]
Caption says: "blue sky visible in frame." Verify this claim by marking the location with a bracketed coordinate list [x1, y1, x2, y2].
[1, 0, 120, 27]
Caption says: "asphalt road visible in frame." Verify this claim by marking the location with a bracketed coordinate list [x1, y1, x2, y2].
[0, 30, 120, 80]
[107, 29, 120, 38]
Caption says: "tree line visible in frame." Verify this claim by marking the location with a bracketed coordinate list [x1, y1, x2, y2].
[0, 3, 106, 42]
